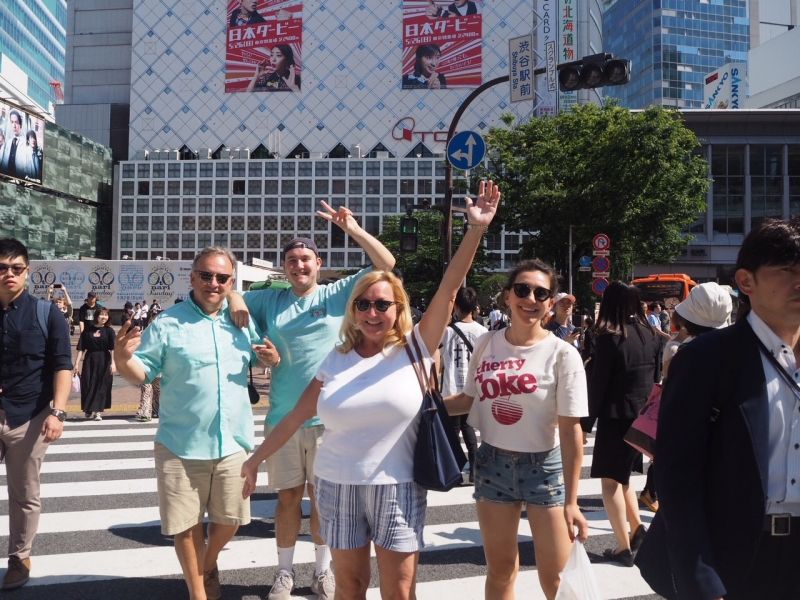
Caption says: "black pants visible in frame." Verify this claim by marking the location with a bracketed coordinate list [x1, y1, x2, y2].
[727, 528, 800, 600]
[450, 415, 477, 473]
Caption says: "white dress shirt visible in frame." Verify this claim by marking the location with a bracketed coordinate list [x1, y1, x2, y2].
[747, 310, 800, 516]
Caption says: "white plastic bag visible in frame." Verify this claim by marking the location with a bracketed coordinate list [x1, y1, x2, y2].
[71, 373, 81, 394]
[555, 540, 601, 600]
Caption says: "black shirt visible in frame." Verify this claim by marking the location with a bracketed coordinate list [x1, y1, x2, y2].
[0, 291, 73, 428]
[78, 301, 102, 330]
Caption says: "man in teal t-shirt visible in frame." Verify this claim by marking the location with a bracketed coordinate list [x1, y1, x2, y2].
[235, 202, 395, 600]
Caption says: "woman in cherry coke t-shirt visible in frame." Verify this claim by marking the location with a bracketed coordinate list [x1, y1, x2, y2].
[445, 259, 588, 600]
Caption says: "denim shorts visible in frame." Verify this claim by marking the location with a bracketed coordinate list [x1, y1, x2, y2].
[314, 477, 427, 552]
[473, 443, 565, 506]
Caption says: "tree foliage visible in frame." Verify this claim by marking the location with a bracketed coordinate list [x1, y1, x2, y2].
[481, 103, 709, 284]
[379, 210, 488, 304]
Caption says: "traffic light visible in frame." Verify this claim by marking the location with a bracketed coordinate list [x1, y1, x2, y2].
[557, 53, 631, 92]
[399, 214, 419, 253]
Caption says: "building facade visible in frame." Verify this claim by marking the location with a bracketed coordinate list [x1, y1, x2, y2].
[0, 0, 67, 116]
[602, 0, 749, 109]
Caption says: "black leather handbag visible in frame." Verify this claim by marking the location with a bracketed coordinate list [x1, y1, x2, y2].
[248, 367, 260, 405]
[405, 335, 467, 492]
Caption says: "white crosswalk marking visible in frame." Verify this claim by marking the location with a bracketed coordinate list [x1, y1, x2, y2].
[0, 417, 660, 599]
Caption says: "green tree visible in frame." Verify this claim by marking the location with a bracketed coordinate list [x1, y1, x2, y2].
[379, 211, 488, 304]
[482, 103, 709, 285]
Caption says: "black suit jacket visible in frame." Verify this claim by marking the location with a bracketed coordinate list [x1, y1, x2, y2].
[636, 318, 769, 600]
[584, 323, 661, 429]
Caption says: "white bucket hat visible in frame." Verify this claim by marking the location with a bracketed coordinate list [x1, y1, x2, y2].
[674, 282, 733, 329]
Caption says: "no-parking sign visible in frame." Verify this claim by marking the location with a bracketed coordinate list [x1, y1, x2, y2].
[591, 277, 609, 295]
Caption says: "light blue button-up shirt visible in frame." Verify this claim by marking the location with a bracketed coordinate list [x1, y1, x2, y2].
[133, 294, 259, 460]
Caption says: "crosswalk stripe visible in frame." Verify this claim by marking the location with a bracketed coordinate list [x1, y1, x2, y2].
[1, 420, 655, 598]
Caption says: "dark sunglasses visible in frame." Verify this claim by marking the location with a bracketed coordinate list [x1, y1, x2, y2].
[195, 271, 232, 284]
[512, 283, 552, 302]
[0, 263, 27, 276]
[353, 299, 398, 313]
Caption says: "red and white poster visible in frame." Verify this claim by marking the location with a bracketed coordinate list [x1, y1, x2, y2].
[225, 0, 303, 93]
[402, 1, 483, 90]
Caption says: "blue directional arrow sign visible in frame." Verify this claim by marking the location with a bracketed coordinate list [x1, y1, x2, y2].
[447, 131, 486, 170]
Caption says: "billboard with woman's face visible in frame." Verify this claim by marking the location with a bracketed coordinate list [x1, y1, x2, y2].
[402, 0, 483, 90]
[0, 101, 45, 184]
[225, 0, 303, 93]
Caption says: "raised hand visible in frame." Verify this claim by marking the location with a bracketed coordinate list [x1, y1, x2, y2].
[465, 179, 501, 227]
[114, 320, 142, 362]
[316, 200, 358, 234]
[253, 336, 281, 367]
[283, 65, 299, 91]
[428, 73, 441, 89]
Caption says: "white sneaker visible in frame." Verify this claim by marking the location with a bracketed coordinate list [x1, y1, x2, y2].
[310, 568, 335, 599]
[267, 569, 294, 600]
[93, 413, 102, 421]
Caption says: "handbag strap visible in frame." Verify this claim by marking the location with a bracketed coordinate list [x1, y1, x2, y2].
[249, 366, 254, 385]
[411, 333, 436, 392]
[754, 336, 800, 404]
[404, 339, 428, 396]
[449, 322, 474, 353]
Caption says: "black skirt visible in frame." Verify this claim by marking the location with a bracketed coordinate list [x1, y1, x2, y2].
[590, 417, 643, 485]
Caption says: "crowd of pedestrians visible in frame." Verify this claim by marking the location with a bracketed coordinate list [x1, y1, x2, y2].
[1, 212, 799, 600]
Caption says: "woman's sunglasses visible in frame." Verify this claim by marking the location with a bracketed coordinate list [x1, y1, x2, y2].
[353, 299, 398, 312]
[512, 283, 552, 302]
[195, 271, 232, 284]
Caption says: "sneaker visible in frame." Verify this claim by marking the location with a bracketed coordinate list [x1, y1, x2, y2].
[310, 568, 335, 599]
[639, 490, 659, 512]
[84, 412, 92, 420]
[203, 565, 221, 600]
[2, 556, 31, 590]
[93, 413, 102, 421]
[267, 569, 294, 600]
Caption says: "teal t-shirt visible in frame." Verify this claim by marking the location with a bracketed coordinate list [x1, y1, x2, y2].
[244, 267, 370, 426]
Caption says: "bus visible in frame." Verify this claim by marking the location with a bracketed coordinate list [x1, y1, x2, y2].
[631, 273, 697, 309]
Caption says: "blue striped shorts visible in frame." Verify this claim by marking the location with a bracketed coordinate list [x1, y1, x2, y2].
[314, 477, 427, 552]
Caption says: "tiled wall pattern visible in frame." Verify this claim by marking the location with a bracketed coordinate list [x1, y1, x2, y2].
[129, 0, 538, 157]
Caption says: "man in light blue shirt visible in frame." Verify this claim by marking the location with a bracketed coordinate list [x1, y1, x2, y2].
[114, 247, 259, 600]
[232, 201, 394, 599]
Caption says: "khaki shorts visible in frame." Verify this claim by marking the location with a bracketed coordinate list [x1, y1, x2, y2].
[264, 423, 323, 491]
[154, 443, 251, 536]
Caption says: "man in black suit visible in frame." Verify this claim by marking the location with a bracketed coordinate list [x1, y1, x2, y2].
[636, 217, 800, 600]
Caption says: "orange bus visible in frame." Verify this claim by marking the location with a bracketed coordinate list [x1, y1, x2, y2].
[631, 273, 697, 309]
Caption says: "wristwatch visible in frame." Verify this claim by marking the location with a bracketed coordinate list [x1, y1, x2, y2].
[49, 408, 67, 422]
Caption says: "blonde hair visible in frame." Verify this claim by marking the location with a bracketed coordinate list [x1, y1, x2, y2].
[338, 271, 413, 354]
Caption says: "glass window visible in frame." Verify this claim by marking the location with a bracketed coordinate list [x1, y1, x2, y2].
[152, 181, 165, 195]
[247, 233, 261, 248]
[183, 180, 196, 194]
[120, 233, 133, 249]
[348, 197, 362, 212]
[383, 161, 397, 176]
[265, 216, 278, 230]
[366, 197, 381, 212]
[199, 180, 213, 194]
[298, 197, 312, 212]
[215, 198, 229, 212]
[198, 198, 212, 213]
[364, 215, 380, 235]
[298, 179, 312, 194]
[231, 216, 245, 230]
[166, 233, 179, 247]
[168, 181, 181, 195]
[248, 162, 262, 177]
[248, 215, 262, 229]
[282, 162, 296, 177]
[216, 163, 229, 177]
[183, 163, 197, 177]
[121, 216, 133, 231]
[182, 216, 196, 230]
[151, 198, 164, 213]
[281, 215, 295, 230]
[329, 252, 345, 267]
[281, 180, 295, 194]
[332, 161, 346, 176]
[382, 197, 397, 212]
[152, 215, 164, 230]
[198, 216, 212, 230]
[121, 198, 134, 213]
[150, 233, 163, 247]
[214, 233, 229, 246]
[418, 161, 432, 176]
[181, 233, 196, 248]
[366, 161, 381, 176]
[215, 215, 229, 230]
[136, 216, 148, 230]
[265, 197, 278, 212]
[167, 216, 180, 230]
[248, 198, 262, 213]
[138, 181, 149, 195]
[199, 162, 213, 177]
[231, 198, 246, 213]
[152, 163, 165, 178]
[216, 180, 229, 195]
[281, 197, 296, 212]
[401, 179, 415, 194]
[167, 198, 180, 213]
[332, 179, 346, 194]
[349, 180, 363, 194]
[232, 162, 246, 177]
[138, 164, 150, 178]
[198, 233, 212, 247]
[136, 198, 149, 213]
[349, 161, 363, 176]
[383, 179, 397, 194]
[122, 164, 135, 178]
[401, 161, 415, 176]
[298, 162, 312, 176]
[315, 161, 329, 176]
[248, 180, 262, 195]
[168, 163, 181, 178]
[265, 162, 279, 177]
[366, 180, 380, 194]
[298, 215, 312, 230]
[122, 181, 134, 195]
[233, 180, 246, 194]
[136, 233, 149, 247]
[315, 180, 329, 194]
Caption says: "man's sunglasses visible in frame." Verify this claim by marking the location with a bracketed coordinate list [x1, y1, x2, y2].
[512, 283, 552, 302]
[195, 271, 232, 284]
[0, 263, 27, 276]
[353, 299, 399, 312]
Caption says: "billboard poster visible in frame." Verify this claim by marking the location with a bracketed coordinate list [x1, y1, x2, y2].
[704, 63, 746, 109]
[534, 0, 558, 115]
[224, 1, 303, 93]
[28, 260, 194, 309]
[559, 0, 576, 111]
[402, 1, 483, 90]
[0, 100, 45, 184]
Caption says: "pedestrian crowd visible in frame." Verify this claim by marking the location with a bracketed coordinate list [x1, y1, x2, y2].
[0, 205, 798, 600]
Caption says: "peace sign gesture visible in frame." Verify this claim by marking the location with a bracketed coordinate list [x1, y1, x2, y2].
[316, 200, 360, 235]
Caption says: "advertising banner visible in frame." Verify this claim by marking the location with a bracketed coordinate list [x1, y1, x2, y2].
[534, 0, 558, 115]
[509, 34, 534, 103]
[559, 0, 576, 111]
[225, 1, 303, 93]
[0, 100, 45, 184]
[28, 260, 193, 309]
[402, 1, 483, 90]
[704, 63, 746, 109]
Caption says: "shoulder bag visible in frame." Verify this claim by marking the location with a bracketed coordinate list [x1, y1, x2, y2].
[405, 334, 467, 491]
